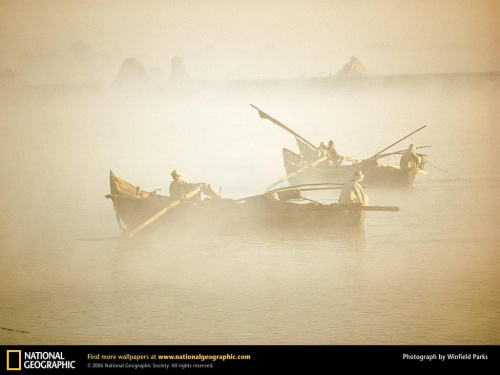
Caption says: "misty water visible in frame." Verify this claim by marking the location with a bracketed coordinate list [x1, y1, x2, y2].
[1, 77, 499, 344]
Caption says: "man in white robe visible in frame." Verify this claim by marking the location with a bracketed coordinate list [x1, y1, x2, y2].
[338, 171, 368, 206]
[400, 144, 421, 172]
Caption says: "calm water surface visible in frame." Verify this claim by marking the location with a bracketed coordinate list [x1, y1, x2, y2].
[1, 180, 498, 344]
[1, 83, 499, 344]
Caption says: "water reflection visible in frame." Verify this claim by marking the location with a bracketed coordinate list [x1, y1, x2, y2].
[113, 221, 367, 253]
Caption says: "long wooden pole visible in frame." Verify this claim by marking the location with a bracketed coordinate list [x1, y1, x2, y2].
[373, 145, 431, 159]
[260, 155, 328, 193]
[287, 187, 343, 192]
[273, 182, 345, 192]
[250, 104, 318, 150]
[334, 205, 399, 212]
[235, 183, 342, 203]
[128, 186, 201, 237]
[366, 125, 426, 161]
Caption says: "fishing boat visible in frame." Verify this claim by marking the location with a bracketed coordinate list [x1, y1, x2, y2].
[105, 171, 399, 237]
[282, 147, 426, 188]
[251, 105, 429, 190]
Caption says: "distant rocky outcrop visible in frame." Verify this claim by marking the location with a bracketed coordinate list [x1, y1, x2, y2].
[0, 68, 25, 87]
[115, 58, 148, 85]
[335, 56, 369, 78]
[169, 56, 190, 82]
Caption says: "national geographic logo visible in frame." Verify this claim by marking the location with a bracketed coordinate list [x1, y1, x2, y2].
[6, 350, 21, 371]
[6, 350, 76, 371]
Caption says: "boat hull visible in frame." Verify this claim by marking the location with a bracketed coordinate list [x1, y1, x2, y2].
[109, 195, 366, 236]
[104, 172, 402, 238]
[283, 148, 420, 188]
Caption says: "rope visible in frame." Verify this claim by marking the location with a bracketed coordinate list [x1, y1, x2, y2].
[426, 161, 468, 180]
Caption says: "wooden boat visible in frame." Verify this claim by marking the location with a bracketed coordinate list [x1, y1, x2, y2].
[105, 171, 399, 237]
[251, 104, 429, 190]
[282, 148, 427, 188]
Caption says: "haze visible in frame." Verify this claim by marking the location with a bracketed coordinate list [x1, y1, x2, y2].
[1, 0, 499, 84]
[1, 1, 499, 346]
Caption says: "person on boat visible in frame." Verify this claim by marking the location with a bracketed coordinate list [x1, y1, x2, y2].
[400, 144, 421, 172]
[338, 170, 369, 206]
[169, 170, 220, 201]
[326, 140, 343, 166]
[317, 142, 328, 157]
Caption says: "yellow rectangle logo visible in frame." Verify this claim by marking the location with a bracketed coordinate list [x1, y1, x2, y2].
[6, 350, 21, 371]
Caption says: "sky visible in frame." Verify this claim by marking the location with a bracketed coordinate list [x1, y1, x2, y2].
[0, 0, 499, 83]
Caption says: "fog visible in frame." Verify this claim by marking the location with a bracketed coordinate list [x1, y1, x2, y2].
[1, 76, 498, 265]
[2, 77, 498, 198]
[1, 1, 499, 83]
[1, 1, 499, 345]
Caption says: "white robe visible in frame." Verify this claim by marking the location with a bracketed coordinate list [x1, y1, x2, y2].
[400, 150, 421, 171]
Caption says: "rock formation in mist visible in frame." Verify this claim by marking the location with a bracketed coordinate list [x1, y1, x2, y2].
[0, 68, 26, 87]
[169, 56, 190, 82]
[335, 56, 369, 78]
[115, 58, 148, 85]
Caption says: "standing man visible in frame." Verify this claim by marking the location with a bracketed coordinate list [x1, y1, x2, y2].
[400, 144, 421, 172]
[338, 171, 368, 206]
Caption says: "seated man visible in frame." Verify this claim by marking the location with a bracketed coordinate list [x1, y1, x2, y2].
[338, 171, 369, 206]
[169, 170, 220, 201]
[327, 140, 343, 166]
[317, 142, 329, 159]
[400, 144, 421, 172]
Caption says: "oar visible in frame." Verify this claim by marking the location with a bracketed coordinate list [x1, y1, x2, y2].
[288, 187, 342, 192]
[235, 185, 343, 203]
[272, 182, 344, 192]
[128, 186, 201, 237]
[372, 145, 432, 159]
[273, 183, 365, 194]
[260, 155, 328, 193]
[250, 104, 318, 150]
[366, 125, 426, 161]
[250, 105, 369, 166]
[333, 205, 399, 212]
